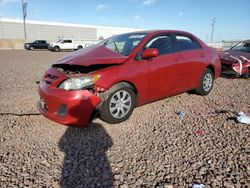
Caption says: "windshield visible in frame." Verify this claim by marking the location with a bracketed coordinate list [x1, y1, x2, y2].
[230, 41, 250, 53]
[57, 39, 63, 43]
[102, 33, 147, 56]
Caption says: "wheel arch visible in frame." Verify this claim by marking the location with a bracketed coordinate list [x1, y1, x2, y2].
[111, 80, 138, 96]
[206, 65, 215, 76]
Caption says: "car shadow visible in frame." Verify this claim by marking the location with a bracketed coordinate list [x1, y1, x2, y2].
[220, 73, 249, 79]
[58, 124, 114, 188]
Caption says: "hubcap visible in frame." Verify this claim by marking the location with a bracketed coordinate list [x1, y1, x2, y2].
[109, 90, 132, 119]
[203, 73, 213, 92]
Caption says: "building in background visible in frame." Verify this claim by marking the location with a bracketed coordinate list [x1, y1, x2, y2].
[0, 18, 140, 48]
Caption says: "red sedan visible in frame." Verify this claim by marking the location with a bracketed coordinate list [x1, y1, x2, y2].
[37, 30, 221, 126]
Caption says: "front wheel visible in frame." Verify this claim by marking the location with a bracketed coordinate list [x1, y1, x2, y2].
[195, 69, 214, 95]
[99, 84, 136, 124]
[53, 46, 60, 52]
[77, 45, 83, 50]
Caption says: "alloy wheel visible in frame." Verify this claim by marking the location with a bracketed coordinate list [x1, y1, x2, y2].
[203, 73, 213, 92]
[109, 90, 132, 119]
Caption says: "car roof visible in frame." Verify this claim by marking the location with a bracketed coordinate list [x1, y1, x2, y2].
[243, 40, 250, 43]
[125, 30, 193, 36]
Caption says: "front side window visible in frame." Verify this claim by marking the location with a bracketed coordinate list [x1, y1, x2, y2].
[64, 40, 72, 43]
[145, 35, 173, 55]
[230, 41, 250, 53]
[176, 35, 202, 51]
[103, 33, 147, 56]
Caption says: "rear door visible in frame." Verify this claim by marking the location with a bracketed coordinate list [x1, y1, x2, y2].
[174, 34, 205, 90]
[143, 34, 182, 100]
[41, 41, 47, 49]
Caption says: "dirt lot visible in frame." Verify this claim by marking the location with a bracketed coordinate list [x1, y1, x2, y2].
[0, 50, 249, 188]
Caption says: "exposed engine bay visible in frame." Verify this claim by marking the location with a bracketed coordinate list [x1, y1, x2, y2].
[52, 64, 115, 76]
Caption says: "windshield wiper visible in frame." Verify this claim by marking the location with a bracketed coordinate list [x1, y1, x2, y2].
[113, 41, 120, 53]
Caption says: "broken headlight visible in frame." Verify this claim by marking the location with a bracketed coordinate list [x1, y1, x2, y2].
[58, 75, 101, 90]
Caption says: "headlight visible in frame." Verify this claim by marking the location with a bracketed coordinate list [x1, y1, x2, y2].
[58, 75, 101, 90]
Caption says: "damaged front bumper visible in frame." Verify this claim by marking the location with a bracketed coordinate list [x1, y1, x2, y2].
[37, 81, 101, 127]
[220, 55, 250, 77]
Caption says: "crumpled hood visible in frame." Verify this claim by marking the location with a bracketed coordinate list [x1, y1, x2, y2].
[54, 44, 128, 66]
[220, 50, 250, 60]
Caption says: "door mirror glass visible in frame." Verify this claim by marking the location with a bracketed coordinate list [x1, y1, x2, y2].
[141, 48, 159, 59]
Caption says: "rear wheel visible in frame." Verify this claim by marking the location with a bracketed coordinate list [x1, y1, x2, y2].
[99, 83, 136, 124]
[195, 68, 214, 95]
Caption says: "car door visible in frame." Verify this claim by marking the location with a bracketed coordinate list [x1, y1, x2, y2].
[61, 40, 71, 49]
[37, 41, 43, 49]
[174, 34, 205, 90]
[34, 40, 39, 49]
[142, 34, 182, 101]
[41, 41, 47, 49]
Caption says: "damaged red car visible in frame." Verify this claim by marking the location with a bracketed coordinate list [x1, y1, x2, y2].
[220, 40, 250, 77]
[37, 30, 221, 127]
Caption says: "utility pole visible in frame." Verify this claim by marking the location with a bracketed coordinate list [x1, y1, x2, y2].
[210, 17, 216, 45]
[22, 0, 28, 40]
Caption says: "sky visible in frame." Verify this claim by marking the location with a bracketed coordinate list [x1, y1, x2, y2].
[0, 0, 249, 42]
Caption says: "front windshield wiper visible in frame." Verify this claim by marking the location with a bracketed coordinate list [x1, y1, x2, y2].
[113, 41, 120, 53]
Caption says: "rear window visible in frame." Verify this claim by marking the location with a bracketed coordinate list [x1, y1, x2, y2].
[176, 35, 202, 51]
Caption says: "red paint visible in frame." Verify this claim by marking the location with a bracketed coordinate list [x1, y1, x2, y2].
[38, 30, 221, 127]
[55, 45, 128, 66]
[194, 130, 206, 135]
[141, 48, 159, 59]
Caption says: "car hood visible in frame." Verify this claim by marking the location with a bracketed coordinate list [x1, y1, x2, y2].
[220, 50, 250, 60]
[54, 45, 128, 66]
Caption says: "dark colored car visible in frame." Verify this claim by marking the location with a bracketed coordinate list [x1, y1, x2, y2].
[220, 40, 250, 77]
[37, 30, 221, 127]
[24, 40, 49, 50]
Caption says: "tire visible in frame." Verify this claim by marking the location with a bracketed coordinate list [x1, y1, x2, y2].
[29, 46, 34, 50]
[77, 45, 83, 50]
[195, 68, 214, 96]
[54, 46, 60, 52]
[99, 83, 136, 124]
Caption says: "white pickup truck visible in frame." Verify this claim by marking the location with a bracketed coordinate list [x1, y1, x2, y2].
[49, 39, 99, 52]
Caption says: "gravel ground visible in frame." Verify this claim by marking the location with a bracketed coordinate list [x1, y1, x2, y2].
[0, 50, 249, 188]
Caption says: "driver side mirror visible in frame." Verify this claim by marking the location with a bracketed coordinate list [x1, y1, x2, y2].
[141, 48, 158, 59]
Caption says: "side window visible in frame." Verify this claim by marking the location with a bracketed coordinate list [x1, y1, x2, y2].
[176, 35, 202, 51]
[146, 35, 173, 55]
[64, 40, 72, 43]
